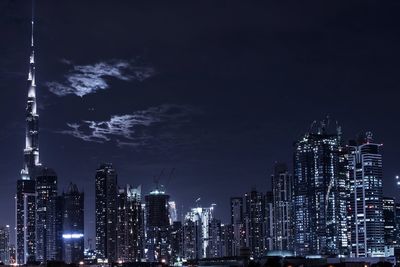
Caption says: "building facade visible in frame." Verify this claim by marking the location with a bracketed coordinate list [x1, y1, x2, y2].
[348, 133, 384, 257]
[230, 197, 244, 256]
[62, 183, 84, 264]
[293, 119, 348, 256]
[271, 163, 293, 251]
[0, 225, 10, 264]
[244, 190, 265, 258]
[95, 163, 118, 263]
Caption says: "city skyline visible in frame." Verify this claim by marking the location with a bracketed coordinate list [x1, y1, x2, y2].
[1, 0, 400, 251]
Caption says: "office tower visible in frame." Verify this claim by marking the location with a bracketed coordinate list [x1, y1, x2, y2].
[16, 6, 41, 264]
[183, 206, 214, 259]
[383, 197, 396, 255]
[220, 224, 234, 257]
[271, 163, 293, 251]
[55, 196, 64, 261]
[35, 167, 58, 262]
[117, 185, 142, 262]
[169, 201, 178, 224]
[62, 183, 84, 264]
[264, 191, 274, 252]
[293, 119, 348, 256]
[0, 225, 10, 264]
[170, 221, 184, 264]
[230, 197, 244, 256]
[145, 187, 171, 262]
[208, 218, 222, 258]
[95, 163, 118, 263]
[348, 132, 384, 257]
[16, 179, 36, 264]
[244, 189, 265, 258]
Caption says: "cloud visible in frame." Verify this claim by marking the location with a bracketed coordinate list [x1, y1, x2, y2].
[46, 60, 155, 97]
[60, 104, 200, 148]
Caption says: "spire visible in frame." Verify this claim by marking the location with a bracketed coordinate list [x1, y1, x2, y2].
[22, 0, 40, 179]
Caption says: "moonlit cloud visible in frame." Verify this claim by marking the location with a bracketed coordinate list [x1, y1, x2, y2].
[60, 104, 200, 147]
[46, 60, 155, 97]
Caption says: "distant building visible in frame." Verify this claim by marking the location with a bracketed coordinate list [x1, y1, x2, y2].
[293, 119, 348, 256]
[145, 188, 170, 262]
[220, 224, 234, 257]
[183, 206, 214, 259]
[208, 218, 222, 258]
[35, 167, 58, 262]
[244, 189, 265, 258]
[170, 221, 184, 264]
[95, 163, 118, 262]
[230, 197, 244, 256]
[117, 184, 142, 262]
[62, 183, 84, 264]
[348, 132, 384, 257]
[271, 163, 293, 251]
[0, 225, 10, 264]
[383, 197, 396, 256]
[169, 201, 178, 224]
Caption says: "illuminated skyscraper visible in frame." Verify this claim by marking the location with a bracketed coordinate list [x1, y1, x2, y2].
[244, 189, 265, 258]
[0, 225, 10, 264]
[271, 163, 293, 251]
[383, 197, 396, 256]
[230, 197, 244, 256]
[117, 184, 143, 262]
[62, 183, 84, 264]
[16, 4, 41, 264]
[183, 206, 214, 259]
[348, 132, 384, 257]
[95, 163, 118, 263]
[145, 187, 171, 262]
[35, 168, 58, 262]
[293, 118, 348, 256]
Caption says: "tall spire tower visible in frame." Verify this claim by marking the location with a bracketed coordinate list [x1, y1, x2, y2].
[21, 0, 40, 180]
[16, 1, 40, 264]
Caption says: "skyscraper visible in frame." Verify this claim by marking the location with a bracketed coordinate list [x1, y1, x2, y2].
[383, 197, 396, 256]
[170, 221, 183, 264]
[117, 184, 143, 262]
[208, 218, 223, 258]
[35, 167, 58, 262]
[0, 225, 10, 264]
[293, 119, 348, 256]
[95, 163, 118, 263]
[348, 132, 384, 257]
[62, 183, 84, 264]
[244, 189, 265, 258]
[230, 197, 244, 256]
[16, 5, 41, 264]
[145, 187, 170, 262]
[183, 206, 214, 259]
[271, 163, 293, 251]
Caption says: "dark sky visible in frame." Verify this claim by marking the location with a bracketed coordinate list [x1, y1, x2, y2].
[1, 0, 400, 244]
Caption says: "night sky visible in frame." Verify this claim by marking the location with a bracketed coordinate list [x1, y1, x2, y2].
[1, 0, 400, 244]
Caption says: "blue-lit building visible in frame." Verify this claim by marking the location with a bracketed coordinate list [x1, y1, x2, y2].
[62, 183, 84, 264]
[348, 132, 384, 257]
[293, 119, 348, 256]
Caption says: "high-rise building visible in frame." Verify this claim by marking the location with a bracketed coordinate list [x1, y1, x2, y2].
[208, 218, 222, 258]
[244, 189, 265, 258]
[35, 167, 58, 262]
[220, 224, 234, 257]
[117, 184, 143, 262]
[145, 187, 170, 262]
[271, 163, 293, 251]
[170, 221, 183, 264]
[383, 197, 396, 256]
[62, 183, 84, 264]
[95, 163, 118, 263]
[0, 225, 10, 264]
[293, 119, 348, 256]
[264, 191, 274, 252]
[183, 206, 214, 259]
[16, 6, 41, 265]
[230, 197, 244, 256]
[55, 196, 64, 261]
[348, 132, 384, 257]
